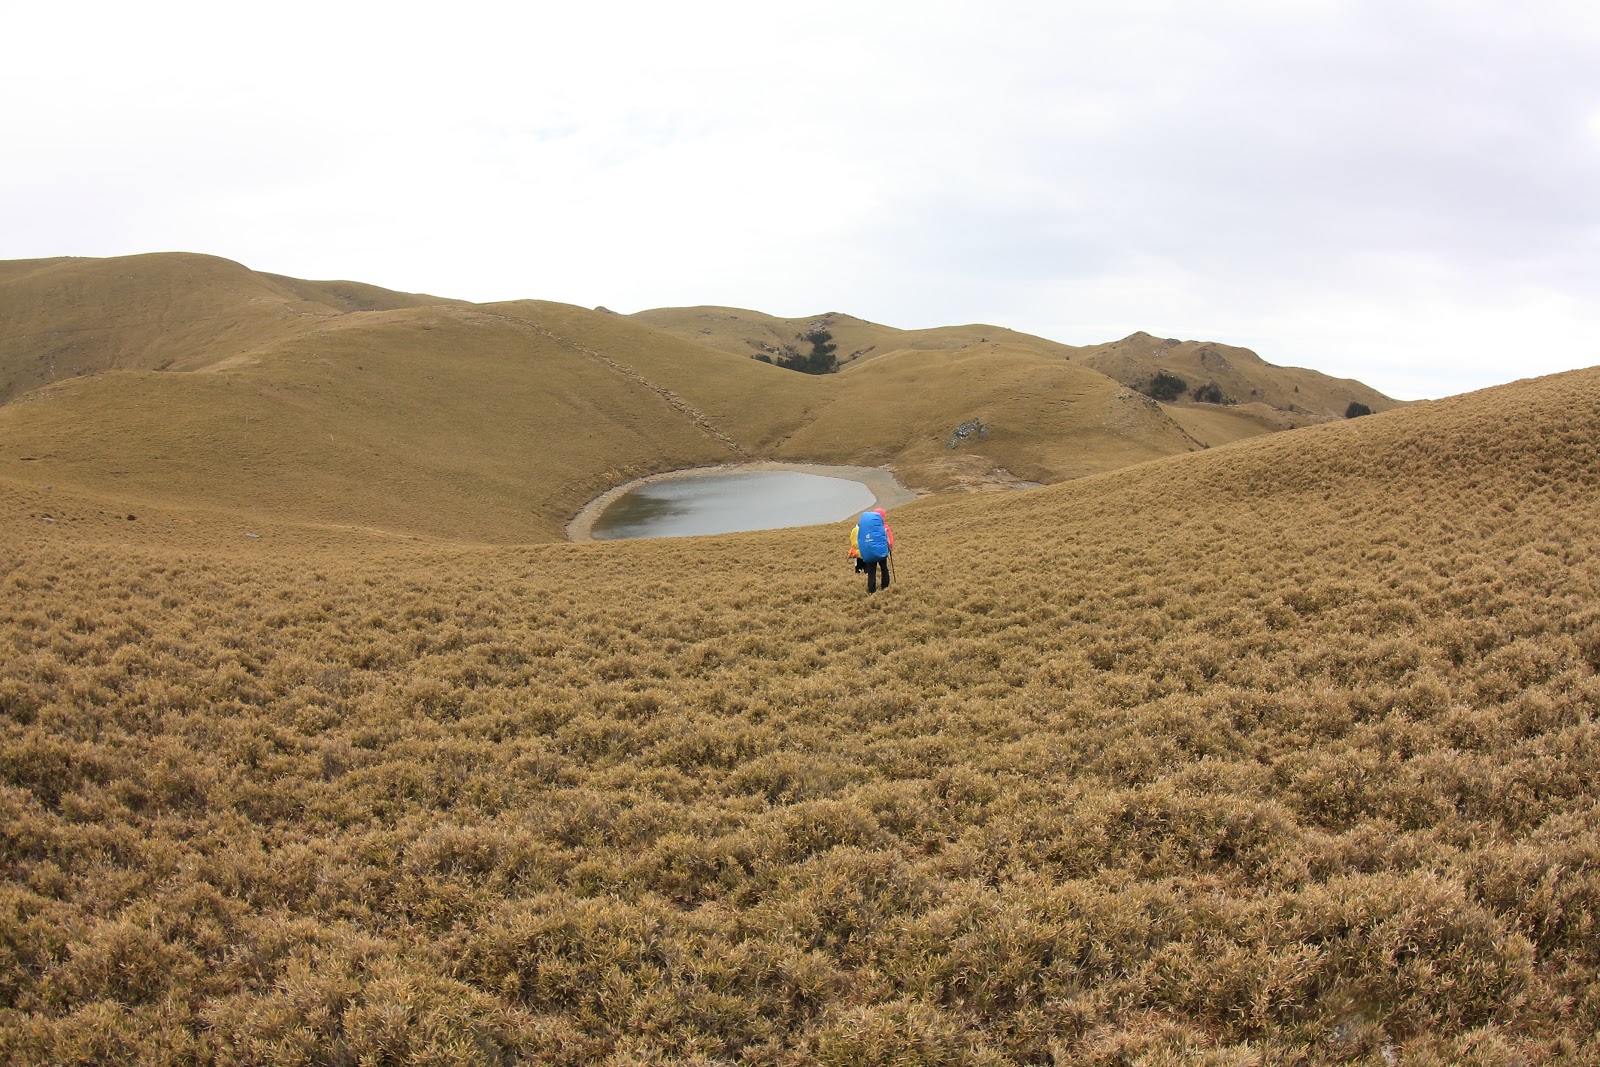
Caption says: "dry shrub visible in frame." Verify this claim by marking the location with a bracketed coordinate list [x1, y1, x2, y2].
[810, 998, 1007, 1067]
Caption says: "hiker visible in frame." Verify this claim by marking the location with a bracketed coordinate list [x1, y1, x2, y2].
[849, 508, 895, 594]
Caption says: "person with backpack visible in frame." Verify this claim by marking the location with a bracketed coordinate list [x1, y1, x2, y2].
[849, 508, 895, 594]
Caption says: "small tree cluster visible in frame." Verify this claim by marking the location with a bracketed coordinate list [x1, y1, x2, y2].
[1346, 402, 1373, 419]
[1192, 381, 1229, 404]
[1140, 371, 1189, 402]
[777, 329, 839, 375]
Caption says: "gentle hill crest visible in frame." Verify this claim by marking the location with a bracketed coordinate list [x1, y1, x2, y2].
[0, 252, 461, 403]
[4, 252, 1398, 542]
[631, 307, 1398, 422]
[1076, 330, 1398, 419]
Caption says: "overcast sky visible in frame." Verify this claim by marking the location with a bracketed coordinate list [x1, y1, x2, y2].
[5, 0, 1598, 399]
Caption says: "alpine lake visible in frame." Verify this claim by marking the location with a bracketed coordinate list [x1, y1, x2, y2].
[588, 469, 880, 541]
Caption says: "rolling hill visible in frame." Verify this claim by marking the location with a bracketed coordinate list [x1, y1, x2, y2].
[0, 253, 462, 405]
[2, 255, 1398, 546]
[630, 306, 1399, 423]
[1074, 330, 1397, 419]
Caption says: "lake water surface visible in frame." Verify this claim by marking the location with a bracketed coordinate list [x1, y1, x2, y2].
[590, 470, 878, 540]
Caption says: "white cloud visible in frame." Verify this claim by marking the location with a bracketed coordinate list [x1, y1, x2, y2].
[4, 0, 1599, 399]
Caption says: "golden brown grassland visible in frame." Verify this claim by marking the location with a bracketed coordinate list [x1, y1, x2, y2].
[629, 310, 1396, 422]
[3, 254, 1396, 542]
[2, 364, 1598, 1065]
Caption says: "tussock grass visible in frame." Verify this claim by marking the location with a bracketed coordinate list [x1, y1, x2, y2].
[2, 368, 1599, 1064]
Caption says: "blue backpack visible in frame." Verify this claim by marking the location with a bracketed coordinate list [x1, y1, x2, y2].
[858, 511, 890, 562]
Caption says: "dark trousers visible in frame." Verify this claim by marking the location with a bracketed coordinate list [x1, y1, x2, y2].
[862, 557, 889, 593]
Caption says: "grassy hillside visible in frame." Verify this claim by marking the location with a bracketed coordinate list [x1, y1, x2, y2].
[1161, 399, 1326, 449]
[627, 307, 1066, 372]
[2, 367, 1597, 1064]
[631, 307, 1397, 430]
[1077, 332, 1400, 419]
[3, 255, 1297, 538]
[0, 303, 755, 542]
[777, 344, 1202, 490]
[0, 254, 457, 405]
